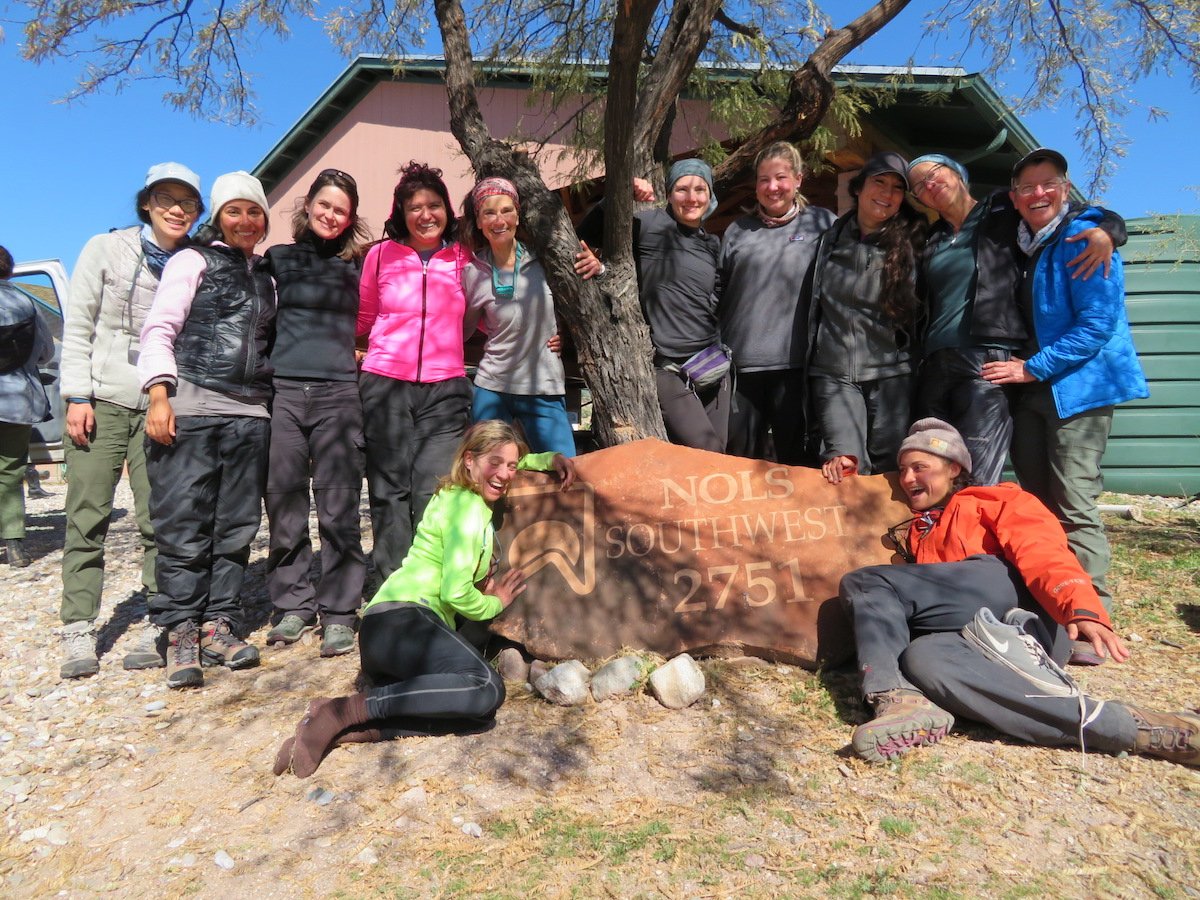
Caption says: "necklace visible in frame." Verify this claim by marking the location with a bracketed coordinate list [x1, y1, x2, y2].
[491, 242, 522, 300]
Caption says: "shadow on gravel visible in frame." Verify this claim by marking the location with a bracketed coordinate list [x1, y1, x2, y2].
[95, 590, 150, 657]
[1177, 603, 1200, 633]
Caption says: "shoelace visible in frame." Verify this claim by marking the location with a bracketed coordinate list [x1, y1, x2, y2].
[173, 627, 199, 664]
[1010, 630, 1104, 769]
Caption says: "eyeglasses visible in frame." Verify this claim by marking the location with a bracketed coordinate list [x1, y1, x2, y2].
[884, 518, 917, 563]
[1012, 177, 1067, 197]
[319, 168, 357, 188]
[910, 164, 946, 197]
[150, 191, 201, 215]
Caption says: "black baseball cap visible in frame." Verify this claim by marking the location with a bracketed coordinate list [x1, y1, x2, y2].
[1012, 148, 1068, 182]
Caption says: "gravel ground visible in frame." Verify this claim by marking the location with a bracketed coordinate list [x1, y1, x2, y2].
[1, 476, 1198, 898]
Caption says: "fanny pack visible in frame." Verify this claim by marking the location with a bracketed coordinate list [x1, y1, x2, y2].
[661, 342, 733, 389]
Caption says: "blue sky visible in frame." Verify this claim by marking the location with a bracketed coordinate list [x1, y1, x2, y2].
[2, 5, 1197, 271]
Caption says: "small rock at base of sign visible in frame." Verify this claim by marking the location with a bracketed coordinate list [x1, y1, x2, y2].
[528, 659, 552, 684]
[534, 660, 591, 706]
[648, 654, 705, 709]
[591, 655, 646, 701]
[494, 647, 530, 682]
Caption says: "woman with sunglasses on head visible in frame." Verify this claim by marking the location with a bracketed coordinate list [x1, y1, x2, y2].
[358, 161, 474, 594]
[259, 169, 371, 658]
[58, 163, 204, 680]
[138, 171, 275, 689]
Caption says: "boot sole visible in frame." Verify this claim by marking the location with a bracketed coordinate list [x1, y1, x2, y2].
[167, 668, 203, 688]
[201, 648, 260, 670]
[61, 660, 100, 679]
[267, 625, 315, 647]
[123, 653, 166, 670]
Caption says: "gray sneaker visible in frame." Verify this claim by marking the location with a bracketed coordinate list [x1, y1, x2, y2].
[961, 608, 1078, 697]
[123, 619, 166, 670]
[320, 623, 356, 658]
[266, 614, 315, 647]
[60, 621, 100, 679]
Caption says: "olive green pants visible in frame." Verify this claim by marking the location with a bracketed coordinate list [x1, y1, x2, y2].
[0, 423, 31, 540]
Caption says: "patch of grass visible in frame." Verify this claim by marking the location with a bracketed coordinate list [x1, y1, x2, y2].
[879, 816, 916, 838]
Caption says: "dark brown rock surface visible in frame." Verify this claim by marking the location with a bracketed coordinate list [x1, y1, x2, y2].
[491, 439, 910, 668]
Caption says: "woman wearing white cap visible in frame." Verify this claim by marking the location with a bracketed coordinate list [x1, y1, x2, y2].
[58, 162, 204, 680]
[138, 171, 275, 689]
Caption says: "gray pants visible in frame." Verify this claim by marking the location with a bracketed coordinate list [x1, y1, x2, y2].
[810, 372, 911, 475]
[841, 555, 1137, 752]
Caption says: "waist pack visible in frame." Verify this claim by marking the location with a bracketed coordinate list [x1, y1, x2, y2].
[662, 342, 733, 389]
[0, 314, 36, 374]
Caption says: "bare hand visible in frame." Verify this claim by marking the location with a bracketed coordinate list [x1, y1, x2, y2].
[552, 453, 577, 491]
[981, 357, 1035, 384]
[632, 178, 656, 203]
[145, 389, 176, 446]
[66, 402, 96, 448]
[1065, 227, 1115, 281]
[1067, 620, 1131, 664]
[574, 241, 603, 280]
[546, 333, 563, 356]
[821, 455, 858, 485]
[484, 568, 527, 608]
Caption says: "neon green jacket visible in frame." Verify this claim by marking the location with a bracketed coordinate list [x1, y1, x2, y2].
[364, 452, 558, 628]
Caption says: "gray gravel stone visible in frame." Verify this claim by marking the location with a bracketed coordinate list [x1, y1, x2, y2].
[591, 656, 646, 701]
[214, 849, 235, 870]
[648, 654, 706, 709]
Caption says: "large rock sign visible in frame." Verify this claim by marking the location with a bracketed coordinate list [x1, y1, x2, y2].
[490, 439, 912, 669]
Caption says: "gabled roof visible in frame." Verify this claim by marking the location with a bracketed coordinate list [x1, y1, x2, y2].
[253, 55, 1043, 197]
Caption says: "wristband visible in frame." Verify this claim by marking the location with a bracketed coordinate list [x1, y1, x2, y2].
[67, 397, 91, 404]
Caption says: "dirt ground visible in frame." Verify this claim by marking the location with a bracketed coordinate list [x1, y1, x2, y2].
[1, 481, 1198, 898]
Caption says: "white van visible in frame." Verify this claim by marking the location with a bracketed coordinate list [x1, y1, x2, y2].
[9, 260, 69, 464]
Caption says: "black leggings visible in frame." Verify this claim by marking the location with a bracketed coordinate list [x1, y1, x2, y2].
[358, 604, 505, 725]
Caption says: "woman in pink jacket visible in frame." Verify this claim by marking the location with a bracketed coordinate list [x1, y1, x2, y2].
[358, 161, 473, 593]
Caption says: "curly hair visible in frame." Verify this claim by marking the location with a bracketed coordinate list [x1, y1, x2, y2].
[383, 161, 458, 244]
[848, 172, 928, 331]
[290, 168, 371, 261]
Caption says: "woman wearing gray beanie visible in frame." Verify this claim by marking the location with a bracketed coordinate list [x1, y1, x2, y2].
[579, 158, 730, 452]
[138, 170, 275, 689]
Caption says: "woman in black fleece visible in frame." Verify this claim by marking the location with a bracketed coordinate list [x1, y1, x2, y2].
[260, 169, 372, 658]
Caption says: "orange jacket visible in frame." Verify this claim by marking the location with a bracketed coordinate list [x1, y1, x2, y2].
[910, 483, 1111, 629]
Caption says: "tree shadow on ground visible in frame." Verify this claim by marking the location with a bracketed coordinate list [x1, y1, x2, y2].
[1177, 603, 1200, 633]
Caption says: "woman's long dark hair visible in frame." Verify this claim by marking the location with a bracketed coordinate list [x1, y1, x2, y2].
[383, 161, 458, 244]
[848, 174, 928, 331]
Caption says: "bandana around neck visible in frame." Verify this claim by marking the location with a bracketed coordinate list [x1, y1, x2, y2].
[756, 201, 801, 228]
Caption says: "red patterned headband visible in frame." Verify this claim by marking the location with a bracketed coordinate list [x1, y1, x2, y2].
[472, 177, 519, 208]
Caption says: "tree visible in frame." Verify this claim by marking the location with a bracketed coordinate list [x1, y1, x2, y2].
[15, 0, 1200, 444]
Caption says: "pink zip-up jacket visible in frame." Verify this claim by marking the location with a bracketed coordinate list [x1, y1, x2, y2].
[357, 239, 470, 383]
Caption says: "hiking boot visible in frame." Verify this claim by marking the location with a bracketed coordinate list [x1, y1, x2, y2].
[266, 614, 314, 647]
[1127, 706, 1200, 767]
[1068, 639, 1107, 667]
[852, 689, 954, 764]
[123, 619, 166, 670]
[6, 538, 31, 568]
[962, 608, 1079, 697]
[26, 466, 52, 498]
[200, 618, 260, 670]
[320, 623, 356, 658]
[167, 621, 203, 689]
[60, 621, 99, 679]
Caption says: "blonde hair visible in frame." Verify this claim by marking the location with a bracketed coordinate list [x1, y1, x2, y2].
[439, 420, 529, 495]
[753, 141, 809, 211]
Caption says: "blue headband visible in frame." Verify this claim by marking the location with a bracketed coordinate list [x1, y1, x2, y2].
[907, 154, 969, 187]
[667, 159, 718, 221]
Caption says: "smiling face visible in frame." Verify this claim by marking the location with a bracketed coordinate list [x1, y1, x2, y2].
[217, 201, 268, 255]
[464, 441, 521, 504]
[898, 450, 961, 512]
[855, 172, 906, 234]
[1011, 160, 1069, 234]
[669, 175, 711, 228]
[143, 180, 201, 250]
[476, 194, 519, 250]
[403, 188, 449, 251]
[908, 162, 966, 216]
[305, 185, 353, 241]
[755, 157, 801, 218]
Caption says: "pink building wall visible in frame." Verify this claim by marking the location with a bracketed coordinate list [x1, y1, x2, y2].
[262, 80, 727, 250]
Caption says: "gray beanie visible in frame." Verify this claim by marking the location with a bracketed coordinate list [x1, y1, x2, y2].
[898, 418, 973, 473]
[667, 158, 718, 221]
[208, 170, 270, 237]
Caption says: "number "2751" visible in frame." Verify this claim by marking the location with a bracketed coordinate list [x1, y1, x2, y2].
[673, 560, 808, 614]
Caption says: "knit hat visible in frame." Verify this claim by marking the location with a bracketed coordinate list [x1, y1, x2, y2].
[667, 158, 718, 221]
[208, 171, 270, 235]
[898, 418, 973, 473]
[145, 162, 201, 195]
[907, 154, 969, 188]
[472, 177, 520, 209]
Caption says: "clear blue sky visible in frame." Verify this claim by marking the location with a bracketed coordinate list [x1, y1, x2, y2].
[2, 6, 1197, 271]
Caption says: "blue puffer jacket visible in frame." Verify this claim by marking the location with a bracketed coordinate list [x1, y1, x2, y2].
[1023, 208, 1148, 418]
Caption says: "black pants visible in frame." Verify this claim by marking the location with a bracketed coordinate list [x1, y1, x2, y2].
[145, 415, 269, 631]
[810, 372, 912, 474]
[655, 367, 730, 453]
[917, 347, 1014, 486]
[726, 369, 814, 465]
[265, 379, 366, 627]
[359, 604, 505, 724]
[359, 373, 471, 591]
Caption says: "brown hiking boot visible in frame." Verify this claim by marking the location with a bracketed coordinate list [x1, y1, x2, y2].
[167, 621, 203, 689]
[852, 689, 955, 764]
[200, 618, 260, 670]
[1128, 706, 1200, 767]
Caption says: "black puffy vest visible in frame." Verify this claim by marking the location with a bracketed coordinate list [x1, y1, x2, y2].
[175, 245, 275, 402]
